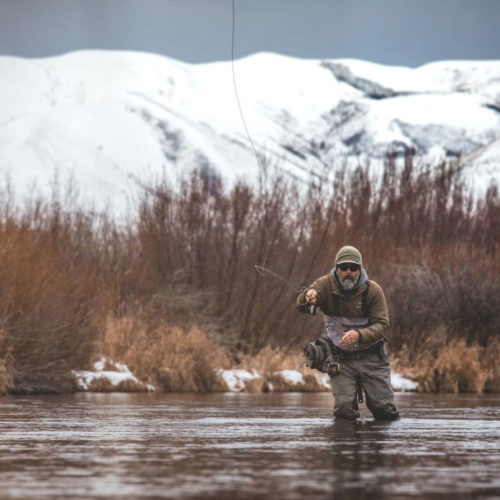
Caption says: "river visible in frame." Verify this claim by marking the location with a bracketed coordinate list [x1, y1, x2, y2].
[0, 392, 499, 499]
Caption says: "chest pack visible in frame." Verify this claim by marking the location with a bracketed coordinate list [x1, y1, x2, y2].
[324, 287, 380, 352]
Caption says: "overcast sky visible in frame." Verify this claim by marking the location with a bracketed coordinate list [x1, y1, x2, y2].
[1, 0, 499, 67]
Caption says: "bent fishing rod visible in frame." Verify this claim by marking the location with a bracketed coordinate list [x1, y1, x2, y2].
[254, 265, 317, 315]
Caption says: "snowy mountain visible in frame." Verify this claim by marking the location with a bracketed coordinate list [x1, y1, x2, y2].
[0, 50, 499, 211]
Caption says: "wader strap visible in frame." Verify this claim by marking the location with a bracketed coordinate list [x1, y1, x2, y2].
[333, 288, 370, 318]
[333, 288, 368, 316]
[361, 288, 369, 317]
[333, 294, 341, 316]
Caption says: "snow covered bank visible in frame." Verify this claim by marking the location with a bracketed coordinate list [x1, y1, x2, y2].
[216, 368, 418, 393]
[71, 362, 418, 394]
[72, 358, 155, 392]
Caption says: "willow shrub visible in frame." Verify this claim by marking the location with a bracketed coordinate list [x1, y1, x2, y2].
[0, 200, 106, 392]
[134, 156, 499, 357]
[0, 154, 498, 392]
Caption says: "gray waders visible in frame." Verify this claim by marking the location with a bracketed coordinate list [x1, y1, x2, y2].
[324, 315, 399, 421]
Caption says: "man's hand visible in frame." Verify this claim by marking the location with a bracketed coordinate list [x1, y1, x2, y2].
[340, 330, 360, 346]
[305, 288, 317, 305]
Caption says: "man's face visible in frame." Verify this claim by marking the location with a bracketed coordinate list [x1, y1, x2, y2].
[336, 262, 360, 290]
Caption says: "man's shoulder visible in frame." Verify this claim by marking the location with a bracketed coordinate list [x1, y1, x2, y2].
[313, 274, 334, 289]
[365, 279, 385, 296]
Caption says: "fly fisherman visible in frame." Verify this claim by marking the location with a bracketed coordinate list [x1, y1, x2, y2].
[297, 245, 399, 421]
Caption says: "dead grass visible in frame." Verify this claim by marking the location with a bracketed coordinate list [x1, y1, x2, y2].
[393, 331, 496, 393]
[432, 340, 488, 393]
[0, 358, 11, 395]
[97, 316, 231, 392]
[239, 346, 306, 373]
[483, 339, 500, 393]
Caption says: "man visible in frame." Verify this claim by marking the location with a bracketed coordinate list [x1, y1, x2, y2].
[297, 245, 399, 421]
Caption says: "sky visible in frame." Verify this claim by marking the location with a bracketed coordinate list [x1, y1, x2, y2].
[0, 0, 500, 67]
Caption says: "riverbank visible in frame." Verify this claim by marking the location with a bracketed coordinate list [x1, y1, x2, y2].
[70, 356, 419, 394]
[75, 319, 499, 395]
[2, 318, 499, 395]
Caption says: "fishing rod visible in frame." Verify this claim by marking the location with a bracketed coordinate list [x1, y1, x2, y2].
[231, 3, 314, 316]
[254, 265, 317, 315]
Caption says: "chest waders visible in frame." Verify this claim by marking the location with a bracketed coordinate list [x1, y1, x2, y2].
[303, 282, 399, 421]
[304, 288, 384, 405]
[324, 317, 381, 404]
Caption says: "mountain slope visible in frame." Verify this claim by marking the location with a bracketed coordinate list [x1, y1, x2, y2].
[1, 50, 499, 210]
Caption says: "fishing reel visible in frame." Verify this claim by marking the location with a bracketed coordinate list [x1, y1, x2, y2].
[306, 303, 317, 316]
[301, 287, 317, 315]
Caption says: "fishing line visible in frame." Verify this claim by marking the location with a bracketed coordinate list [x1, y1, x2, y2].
[230, 1, 312, 305]
[254, 266, 303, 294]
[231, 0, 270, 273]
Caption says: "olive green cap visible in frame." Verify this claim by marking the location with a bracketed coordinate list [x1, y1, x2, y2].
[335, 245, 362, 266]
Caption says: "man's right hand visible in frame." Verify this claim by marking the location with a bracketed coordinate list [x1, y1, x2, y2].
[305, 288, 317, 305]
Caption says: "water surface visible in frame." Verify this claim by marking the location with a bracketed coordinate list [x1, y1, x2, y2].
[0, 392, 499, 499]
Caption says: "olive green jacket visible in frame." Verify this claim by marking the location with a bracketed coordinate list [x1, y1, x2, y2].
[296, 272, 389, 343]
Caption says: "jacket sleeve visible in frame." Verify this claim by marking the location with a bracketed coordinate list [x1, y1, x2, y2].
[296, 275, 330, 314]
[357, 282, 390, 343]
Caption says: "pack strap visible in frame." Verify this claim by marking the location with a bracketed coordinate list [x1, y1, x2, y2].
[361, 288, 369, 317]
[333, 287, 370, 317]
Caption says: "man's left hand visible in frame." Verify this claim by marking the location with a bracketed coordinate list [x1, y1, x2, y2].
[340, 330, 360, 346]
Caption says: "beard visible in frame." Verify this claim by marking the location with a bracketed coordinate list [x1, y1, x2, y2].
[339, 276, 357, 291]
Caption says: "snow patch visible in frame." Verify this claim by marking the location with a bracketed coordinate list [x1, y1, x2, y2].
[274, 370, 305, 386]
[217, 369, 261, 392]
[72, 357, 155, 392]
[391, 373, 419, 392]
[315, 373, 331, 389]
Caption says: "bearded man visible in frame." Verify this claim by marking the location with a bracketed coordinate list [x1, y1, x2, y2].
[297, 245, 399, 421]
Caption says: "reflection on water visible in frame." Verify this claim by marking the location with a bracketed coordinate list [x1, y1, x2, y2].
[0, 392, 499, 498]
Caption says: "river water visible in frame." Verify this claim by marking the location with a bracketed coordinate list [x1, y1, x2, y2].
[0, 392, 499, 499]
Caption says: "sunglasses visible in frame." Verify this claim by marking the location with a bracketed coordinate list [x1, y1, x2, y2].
[337, 263, 360, 272]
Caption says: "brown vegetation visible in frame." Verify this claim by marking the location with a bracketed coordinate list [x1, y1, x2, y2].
[97, 316, 230, 392]
[393, 335, 498, 394]
[0, 153, 498, 393]
[0, 197, 106, 393]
